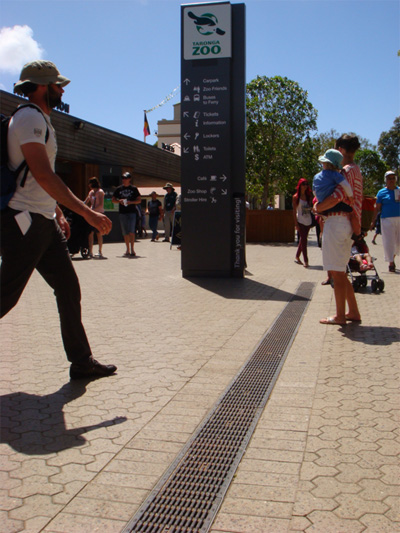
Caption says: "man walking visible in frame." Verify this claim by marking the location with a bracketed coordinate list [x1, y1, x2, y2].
[111, 172, 141, 256]
[162, 182, 177, 242]
[370, 171, 400, 272]
[1, 60, 117, 380]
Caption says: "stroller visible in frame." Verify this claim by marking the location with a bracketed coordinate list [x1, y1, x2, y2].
[64, 209, 92, 259]
[347, 234, 385, 293]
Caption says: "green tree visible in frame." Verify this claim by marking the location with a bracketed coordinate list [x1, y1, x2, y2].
[354, 148, 388, 196]
[378, 117, 400, 171]
[246, 76, 317, 207]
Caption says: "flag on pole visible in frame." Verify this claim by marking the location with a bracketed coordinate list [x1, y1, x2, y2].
[143, 112, 150, 138]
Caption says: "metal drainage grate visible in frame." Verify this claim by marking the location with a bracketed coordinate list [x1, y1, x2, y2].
[123, 282, 315, 533]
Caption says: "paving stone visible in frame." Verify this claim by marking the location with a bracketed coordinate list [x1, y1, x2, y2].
[292, 490, 338, 516]
[0, 509, 24, 533]
[305, 510, 365, 532]
[310, 477, 362, 498]
[289, 515, 312, 531]
[360, 513, 400, 532]
[9, 494, 63, 521]
[334, 493, 389, 519]
[42, 513, 126, 532]
[222, 497, 293, 519]
[383, 496, 400, 523]
[210, 512, 290, 532]
[0, 489, 22, 512]
[299, 461, 338, 481]
[335, 462, 382, 483]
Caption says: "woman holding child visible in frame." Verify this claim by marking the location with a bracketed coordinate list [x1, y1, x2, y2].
[315, 134, 363, 326]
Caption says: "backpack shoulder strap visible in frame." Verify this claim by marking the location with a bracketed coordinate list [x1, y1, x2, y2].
[12, 104, 50, 144]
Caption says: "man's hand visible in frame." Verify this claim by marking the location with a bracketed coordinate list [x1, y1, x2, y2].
[84, 210, 112, 235]
[55, 206, 71, 239]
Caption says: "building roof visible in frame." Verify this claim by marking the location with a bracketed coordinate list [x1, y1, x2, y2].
[138, 187, 181, 197]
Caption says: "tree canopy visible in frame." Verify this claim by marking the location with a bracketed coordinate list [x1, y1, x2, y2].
[245, 76, 397, 207]
[354, 148, 388, 196]
[246, 75, 317, 207]
[378, 117, 400, 171]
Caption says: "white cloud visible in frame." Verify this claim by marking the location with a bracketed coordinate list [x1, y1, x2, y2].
[0, 25, 45, 74]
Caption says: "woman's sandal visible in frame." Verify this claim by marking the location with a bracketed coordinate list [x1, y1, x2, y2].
[319, 317, 346, 326]
[294, 257, 303, 265]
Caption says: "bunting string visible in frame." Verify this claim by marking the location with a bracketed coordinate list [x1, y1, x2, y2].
[145, 85, 180, 113]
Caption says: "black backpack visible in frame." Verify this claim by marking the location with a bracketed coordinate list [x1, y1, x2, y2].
[1, 104, 49, 210]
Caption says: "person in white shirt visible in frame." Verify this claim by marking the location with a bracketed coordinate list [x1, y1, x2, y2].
[1, 60, 116, 380]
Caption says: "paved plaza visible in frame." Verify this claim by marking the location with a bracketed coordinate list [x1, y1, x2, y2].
[1, 230, 399, 532]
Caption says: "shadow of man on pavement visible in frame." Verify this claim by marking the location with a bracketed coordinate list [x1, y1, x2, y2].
[0, 380, 127, 455]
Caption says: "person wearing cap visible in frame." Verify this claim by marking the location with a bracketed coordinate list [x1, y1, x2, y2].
[0, 60, 117, 380]
[313, 150, 353, 212]
[111, 172, 141, 256]
[147, 191, 163, 241]
[315, 134, 363, 325]
[313, 148, 360, 237]
[162, 183, 177, 242]
[370, 171, 400, 272]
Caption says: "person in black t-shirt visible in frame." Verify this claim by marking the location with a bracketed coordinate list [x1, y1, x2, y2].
[147, 191, 163, 241]
[112, 172, 141, 256]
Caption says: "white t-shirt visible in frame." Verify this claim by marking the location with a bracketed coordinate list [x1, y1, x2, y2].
[296, 198, 312, 226]
[8, 104, 57, 219]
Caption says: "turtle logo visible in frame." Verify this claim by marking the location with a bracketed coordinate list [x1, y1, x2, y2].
[188, 11, 226, 36]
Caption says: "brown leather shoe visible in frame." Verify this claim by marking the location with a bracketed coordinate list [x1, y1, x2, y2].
[70, 357, 117, 380]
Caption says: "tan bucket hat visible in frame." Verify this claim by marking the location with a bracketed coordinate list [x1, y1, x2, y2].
[14, 60, 70, 95]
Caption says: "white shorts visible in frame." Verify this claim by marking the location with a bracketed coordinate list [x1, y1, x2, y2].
[322, 215, 352, 272]
[381, 216, 400, 262]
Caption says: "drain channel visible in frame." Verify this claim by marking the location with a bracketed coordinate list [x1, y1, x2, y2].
[123, 282, 315, 533]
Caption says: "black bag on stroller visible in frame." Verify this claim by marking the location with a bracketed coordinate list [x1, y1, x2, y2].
[64, 209, 91, 259]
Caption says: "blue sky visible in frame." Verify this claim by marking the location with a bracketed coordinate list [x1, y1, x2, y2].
[1, 0, 399, 148]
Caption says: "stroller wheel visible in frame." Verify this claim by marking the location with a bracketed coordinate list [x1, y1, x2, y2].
[352, 278, 360, 292]
[377, 279, 385, 292]
[81, 247, 90, 259]
[360, 277, 368, 288]
[371, 279, 378, 293]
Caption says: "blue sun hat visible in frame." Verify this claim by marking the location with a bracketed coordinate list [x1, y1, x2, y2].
[318, 149, 343, 170]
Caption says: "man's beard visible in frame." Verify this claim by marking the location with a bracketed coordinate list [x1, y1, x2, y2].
[47, 86, 62, 108]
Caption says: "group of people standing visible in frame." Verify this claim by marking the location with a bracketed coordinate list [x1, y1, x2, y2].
[292, 134, 399, 326]
[2, 60, 399, 386]
[85, 173, 178, 258]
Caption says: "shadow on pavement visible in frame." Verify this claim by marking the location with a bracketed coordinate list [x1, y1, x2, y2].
[0, 380, 127, 455]
[188, 277, 307, 301]
[341, 325, 400, 345]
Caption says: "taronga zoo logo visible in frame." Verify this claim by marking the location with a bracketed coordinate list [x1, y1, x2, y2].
[188, 11, 226, 36]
